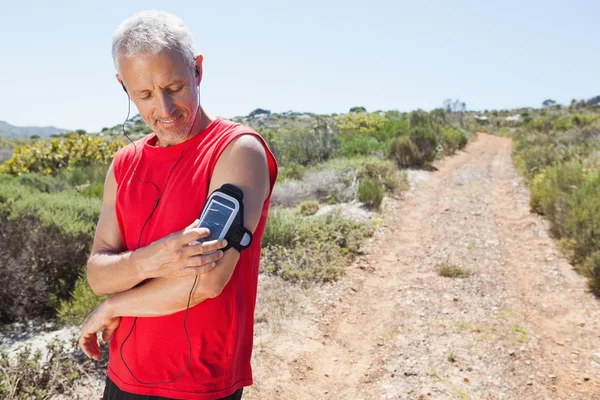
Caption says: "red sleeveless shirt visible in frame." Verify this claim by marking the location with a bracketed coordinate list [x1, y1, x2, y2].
[107, 117, 278, 399]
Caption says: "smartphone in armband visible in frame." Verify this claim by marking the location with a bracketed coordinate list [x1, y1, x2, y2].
[194, 184, 253, 252]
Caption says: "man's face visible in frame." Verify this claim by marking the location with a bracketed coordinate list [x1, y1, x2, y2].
[117, 48, 200, 146]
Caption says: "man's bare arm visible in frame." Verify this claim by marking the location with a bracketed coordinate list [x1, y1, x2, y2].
[86, 160, 226, 296]
[85, 161, 147, 296]
[103, 134, 270, 317]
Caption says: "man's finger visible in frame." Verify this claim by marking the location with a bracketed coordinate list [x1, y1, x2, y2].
[80, 332, 100, 360]
[183, 239, 227, 258]
[178, 227, 211, 246]
[101, 318, 121, 343]
[183, 262, 217, 276]
[186, 218, 200, 230]
[187, 251, 223, 267]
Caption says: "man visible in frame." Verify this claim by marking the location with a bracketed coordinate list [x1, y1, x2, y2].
[78, 10, 278, 400]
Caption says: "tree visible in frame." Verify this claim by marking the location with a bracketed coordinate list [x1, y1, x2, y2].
[442, 99, 467, 129]
[585, 95, 600, 106]
[248, 108, 271, 119]
[349, 106, 367, 113]
[542, 99, 557, 107]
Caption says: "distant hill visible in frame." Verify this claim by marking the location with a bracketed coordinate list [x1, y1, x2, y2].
[0, 120, 70, 139]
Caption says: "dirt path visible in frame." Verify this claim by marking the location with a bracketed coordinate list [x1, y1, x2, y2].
[248, 133, 600, 400]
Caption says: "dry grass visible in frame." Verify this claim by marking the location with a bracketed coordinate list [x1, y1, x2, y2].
[436, 263, 471, 278]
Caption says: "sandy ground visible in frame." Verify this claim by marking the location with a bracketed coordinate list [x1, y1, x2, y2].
[246, 133, 600, 400]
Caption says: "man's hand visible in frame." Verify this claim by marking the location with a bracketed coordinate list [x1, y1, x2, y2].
[79, 302, 121, 361]
[135, 219, 228, 279]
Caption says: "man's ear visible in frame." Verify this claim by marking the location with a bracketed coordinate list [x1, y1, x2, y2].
[115, 74, 127, 94]
[194, 54, 204, 85]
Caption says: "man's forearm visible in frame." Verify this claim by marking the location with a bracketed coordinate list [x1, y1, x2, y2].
[86, 250, 148, 296]
[103, 250, 238, 318]
[104, 275, 211, 318]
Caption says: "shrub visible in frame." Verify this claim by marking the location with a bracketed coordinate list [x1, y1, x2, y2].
[357, 177, 384, 210]
[56, 163, 110, 187]
[298, 200, 319, 216]
[410, 124, 438, 166]
[388, 136, 422, 167]
[339, 135, 386, 157]
[442, 126, 468, 155]
[436, 263, 471, 278]
[261, 209, 373, 283]
[564, 171, 600, 263]
[529, 171, 548, 214]
[0, 337, 105, 398]
[582, 252, 600, 296]
[0, 176, 100, 322]
[57, 274, 106, 326]
[0, 133, 124, 176]
[274, 122, 339, 166]
[76, 182, 105, 199]
[16, 173, 64, 193]
[262, 208, 300, 248]
[335, 113, 387, 136]
[358, 159, 408, 194]
[514, 111, 600, 294]
[278, 162, 305, 181]
[528, 161, 585, 238]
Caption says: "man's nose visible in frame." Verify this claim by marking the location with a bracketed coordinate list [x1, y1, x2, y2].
[156, 91, 175, 118]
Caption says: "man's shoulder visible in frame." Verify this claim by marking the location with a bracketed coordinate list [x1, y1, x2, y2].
[214, 117, 259, 136]
[114, 134, 151, 160]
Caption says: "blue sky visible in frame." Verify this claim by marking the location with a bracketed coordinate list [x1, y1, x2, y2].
[0, 0, 598, 132]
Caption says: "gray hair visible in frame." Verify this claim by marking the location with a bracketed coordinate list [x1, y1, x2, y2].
[112, 10, 196, 74]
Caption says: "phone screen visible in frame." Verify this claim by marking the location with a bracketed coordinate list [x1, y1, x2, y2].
[197, 198, 236, 241]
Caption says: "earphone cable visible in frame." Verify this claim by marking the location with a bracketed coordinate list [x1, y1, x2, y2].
[117, 87, 200, 385]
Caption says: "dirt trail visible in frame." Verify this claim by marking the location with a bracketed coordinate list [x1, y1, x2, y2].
[248, 133, 600, 400]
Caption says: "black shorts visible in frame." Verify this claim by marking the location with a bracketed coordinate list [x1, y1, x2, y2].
[102, 375, 244, 400]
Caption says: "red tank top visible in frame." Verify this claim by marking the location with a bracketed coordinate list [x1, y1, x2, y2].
[107, 117, 278, 399]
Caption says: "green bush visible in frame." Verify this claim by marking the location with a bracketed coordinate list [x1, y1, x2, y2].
[528, 161, 585, 238]
[278, 162, 305, 181]
[388, 135, 422, 167]
[514, 110, 600, 293]
[261, 209, 373, 282]
[442, 126, 468, 155]
[572, 113, 600, 127]
[57, 274, 106, 326]
[582, 252, 600, 296]
[0, 175, 100, 322]
[409, 124, 439, 166]
[0, 133, 124, 176]
[17, 173, 64, 193]
[358, 159, 408, 194]
[269, 122, 339, 167]
[298, 200, 319, 216]
[76, 182, 105, 199]
[339, 135, 386, 157]
[357, 177, 384, 209]
[564, 171, 600, 263]
[335, 113, 387, 136]
[56, 163, 110, 187]
[262, 208, 300, 248]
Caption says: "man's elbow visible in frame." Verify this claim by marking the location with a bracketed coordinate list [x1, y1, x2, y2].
[193, 279, 226, 302]
[85, 255, 108, 297]
[203, 283, 225, 299]
[86, 268, 106, 297]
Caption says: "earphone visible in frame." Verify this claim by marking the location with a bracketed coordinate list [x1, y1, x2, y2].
[117, 65, 201, 385]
